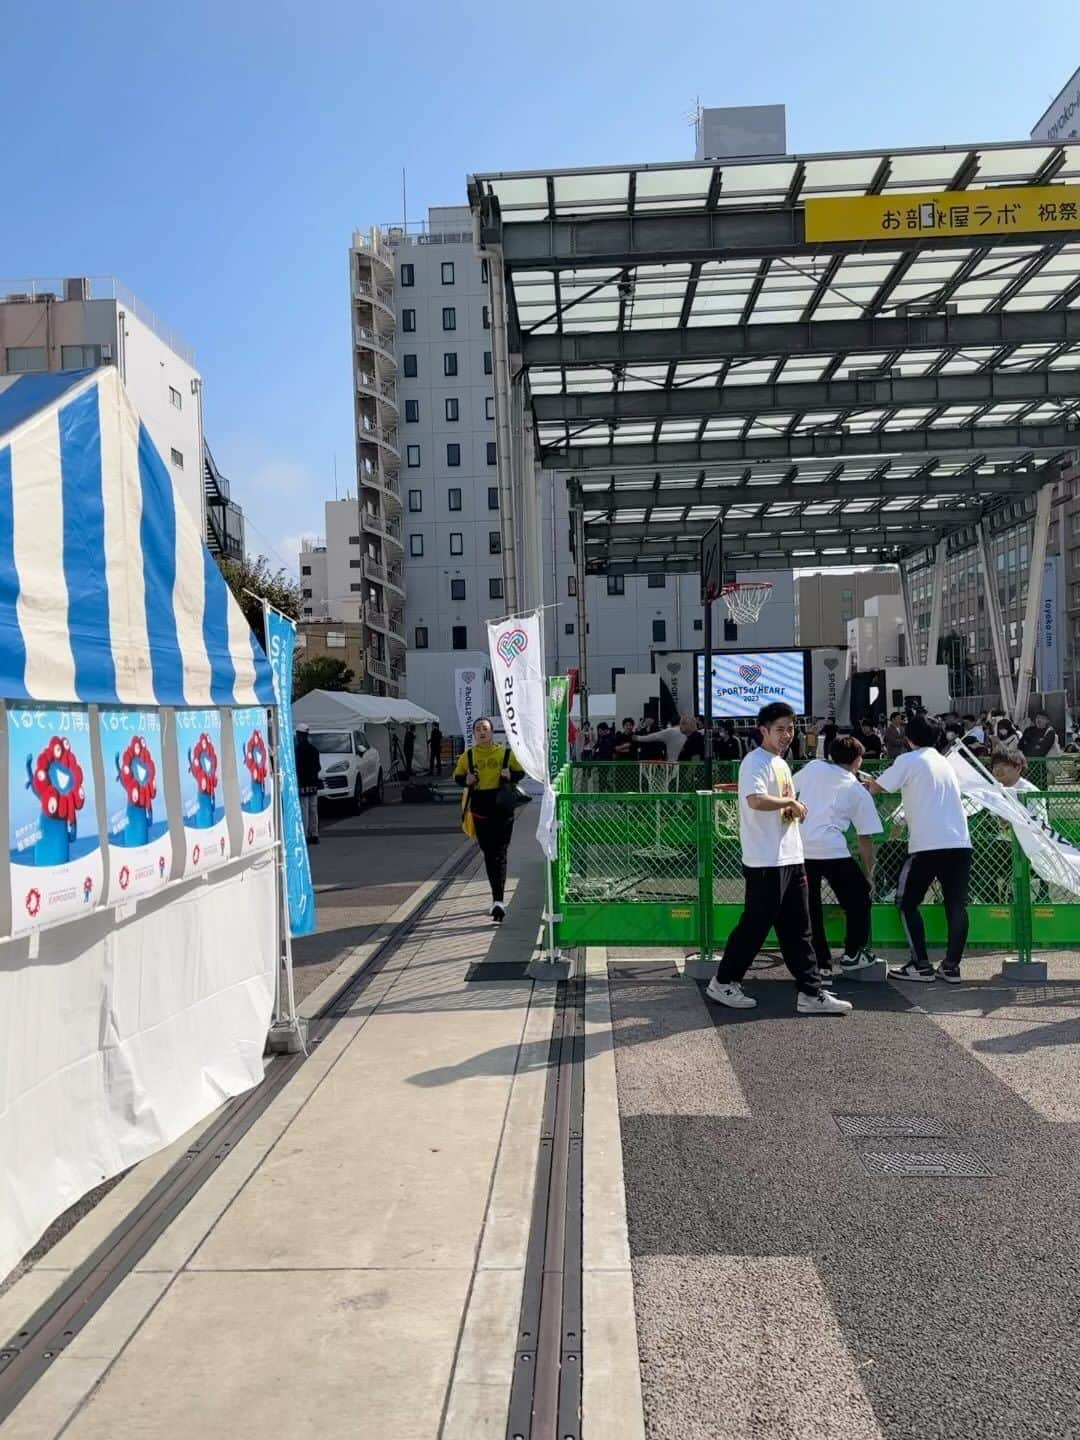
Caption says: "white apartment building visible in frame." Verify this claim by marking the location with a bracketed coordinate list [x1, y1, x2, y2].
[334, 210, 800, 730]
[0, 278, 205, 530]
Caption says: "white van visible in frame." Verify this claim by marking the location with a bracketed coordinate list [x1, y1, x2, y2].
[309, 727, 383, 810]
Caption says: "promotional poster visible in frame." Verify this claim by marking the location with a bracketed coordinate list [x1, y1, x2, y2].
[486, 611, 558, 860]
[8, 706, 103, 935]
[175, 708, 230, 874]
[232, 706, 275, 855]
[99, 709, 172, 903]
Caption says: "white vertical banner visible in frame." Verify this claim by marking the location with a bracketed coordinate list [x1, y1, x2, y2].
[454, 667, 480, 741]
[487, 611, 557, 859]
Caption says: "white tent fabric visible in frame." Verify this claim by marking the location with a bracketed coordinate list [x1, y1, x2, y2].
[292, 689, 438, 728]
[0, 369, 278, 1280]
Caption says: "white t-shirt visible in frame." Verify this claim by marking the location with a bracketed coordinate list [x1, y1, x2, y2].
[794, 758, 883, 861]
[738, 746, 803, 868]
[649, 725, 686, 761]
[875, 746, 971, 853]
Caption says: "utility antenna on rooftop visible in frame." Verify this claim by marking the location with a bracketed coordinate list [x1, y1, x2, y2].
[686, 95, 703, 150]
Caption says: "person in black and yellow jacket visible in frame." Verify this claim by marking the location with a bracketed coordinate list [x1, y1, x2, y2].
[454, 717, 526, 922]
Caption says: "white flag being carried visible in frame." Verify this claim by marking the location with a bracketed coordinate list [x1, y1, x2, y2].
[950, 748, 1080, 896]
[486, 611, 557, 859]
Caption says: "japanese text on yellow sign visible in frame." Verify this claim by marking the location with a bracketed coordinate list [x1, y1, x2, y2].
[805, 185, 1080, 243]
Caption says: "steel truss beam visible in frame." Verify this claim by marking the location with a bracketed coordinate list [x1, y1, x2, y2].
[522, 309, 1080, 369]
[593, 529, 934, 557]
[479, 204, 1080, 271]
[536, 368, 1080, 424]
[598, 551, 914, 576]
[549, 421, 1076, 471]
[587, 509, 987, 543]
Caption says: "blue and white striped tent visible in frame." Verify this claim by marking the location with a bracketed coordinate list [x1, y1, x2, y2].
[0, 367, 274, 707]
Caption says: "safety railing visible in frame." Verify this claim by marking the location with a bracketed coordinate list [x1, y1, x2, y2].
[551, 765, 1080, 962]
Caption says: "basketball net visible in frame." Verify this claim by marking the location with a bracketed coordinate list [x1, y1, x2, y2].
[720, 581, 772, 626]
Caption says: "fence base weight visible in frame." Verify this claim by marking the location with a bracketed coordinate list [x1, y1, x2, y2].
[528, 954, 573, 982]
[1000, 958, 1049, 982]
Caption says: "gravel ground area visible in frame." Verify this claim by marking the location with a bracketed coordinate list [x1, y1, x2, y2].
[610, 956, 1080, 1440]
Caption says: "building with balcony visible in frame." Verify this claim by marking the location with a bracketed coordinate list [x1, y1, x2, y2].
[203, 442, 246, 561]
[350, 229, 405, 696]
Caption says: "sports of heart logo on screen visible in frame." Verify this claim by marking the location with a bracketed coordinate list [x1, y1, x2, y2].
[738, 662, 763, 684]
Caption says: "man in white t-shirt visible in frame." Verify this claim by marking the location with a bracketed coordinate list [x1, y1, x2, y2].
[794, 734, 883, 981]
[865, 712, 972, 983]
[706, 702, 853, 1016]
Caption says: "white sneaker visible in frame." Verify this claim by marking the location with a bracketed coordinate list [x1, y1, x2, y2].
[490, 903, 505, 924]
[797, 989, 854, 1016]
[839, 950, 880, 975]
[705, 978, 757, 1009]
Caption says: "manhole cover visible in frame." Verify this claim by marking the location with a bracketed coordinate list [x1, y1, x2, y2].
[834, 1114, 952, 1139]
[859, 1150, 993, 1178]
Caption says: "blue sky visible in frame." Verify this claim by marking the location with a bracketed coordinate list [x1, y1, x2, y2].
[5, 2, 1080, 573]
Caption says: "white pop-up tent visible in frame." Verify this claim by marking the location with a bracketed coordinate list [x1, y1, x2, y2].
[0, 368, 280, 1279]
[292, 688, 438, 777]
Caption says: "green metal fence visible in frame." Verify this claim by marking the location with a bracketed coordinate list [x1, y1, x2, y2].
[553, 764, 1080, 961]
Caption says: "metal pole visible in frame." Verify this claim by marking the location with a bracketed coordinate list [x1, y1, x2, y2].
[1013, 483, 1054, 727]
[926, 540, 947, 668]
[703, 599, 714, 790]
[975, 519, 1017, 715]
[485, 245, 519, 612]
[897, 562, 917, 667]
[573, 504, 590, 727]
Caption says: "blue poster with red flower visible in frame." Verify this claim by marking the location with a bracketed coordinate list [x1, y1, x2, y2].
[231, 706, 274, 855]
[8, 706, 103, 935]
[99, 709, 172, 903]
[175, 708, 230, 875]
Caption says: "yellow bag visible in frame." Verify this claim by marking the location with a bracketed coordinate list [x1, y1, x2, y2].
[461, 788, 477, 839]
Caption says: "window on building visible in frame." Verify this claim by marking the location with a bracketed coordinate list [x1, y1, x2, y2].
[349, 558, 362, 569]
[648, 573, 666, 589]
[442, 261, 455, 285]
[349, 534, 360, 544]
[58, 343, 103, 370]
[481, 258, 489, 283]
[447, 443, 461, 467]
[442, 306, 456, 331]
[489, 531, 501, 554]
[485, 396, 495, 421]
[693, 618, 703, 632]
[403, 354, 418, 377]
[400, 262, 414, 287]
[448, 487, 462, 511]
[409, 534, 423, 557]
[5, 346, 46, 373]
[443, 352, 458, 377]
[404, 399, 419, 423]
[301, 565, 311, 576]
[567, 575, 577, 597]
[488, 486, 499, 510]
[483, 350, 493, 375]
[482, 305, 490, 329]
[350, 583, 363, 592]
[607, 575, 624, 596]
[565, 622, 574, 635]
[486, 441, 497, 466]
[408, 489, 422, 511]
[1072, 512, 1080, 537]
[452, 625, 468, 649]
[414, 625, 428, 648]
[170, 447, 184, 469]
[402, 308, 416, 332]
[302, 588, 312, 599]
[724, 620, 738, 642]
[406, 445, 421, 468]
[450, 532, 463, 556]
[445, 397, 459, 422]
[451, 579, 466, 601]
[652, 620, 666, 643]
[1072, 581, 1080, 606]
[489, 577, 504, 600]
[166, 383, 182, 410]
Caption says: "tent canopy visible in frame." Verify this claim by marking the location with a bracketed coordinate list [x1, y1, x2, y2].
[0, 367, 274, 708]
[292, 689, 438, 729]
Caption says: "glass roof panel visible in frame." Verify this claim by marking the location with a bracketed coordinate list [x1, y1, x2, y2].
[634, 166, 713, 199]
[553, 172, 629, 205]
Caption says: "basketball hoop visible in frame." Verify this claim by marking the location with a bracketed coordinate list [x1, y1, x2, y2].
[720, 581, 772, 626]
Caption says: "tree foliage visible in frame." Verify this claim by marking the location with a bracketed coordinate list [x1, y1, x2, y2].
[294, 655, 356, 699]
[217, 554, 301, 646]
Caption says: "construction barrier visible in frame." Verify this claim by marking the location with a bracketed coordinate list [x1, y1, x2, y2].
[553, 763, 1080, 962]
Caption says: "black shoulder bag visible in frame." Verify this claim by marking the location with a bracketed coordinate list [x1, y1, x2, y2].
[495, 745, 531, 814]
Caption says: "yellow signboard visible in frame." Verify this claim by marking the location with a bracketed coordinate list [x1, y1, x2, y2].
[805, 184, 1080, 243]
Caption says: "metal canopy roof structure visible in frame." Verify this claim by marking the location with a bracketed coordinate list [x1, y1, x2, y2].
[469, 140, 1080, 579]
